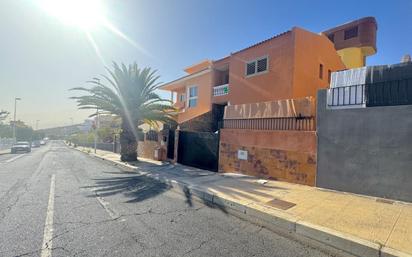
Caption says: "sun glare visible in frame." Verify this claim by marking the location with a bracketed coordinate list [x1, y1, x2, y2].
[37, 0, 153, 60]
[39, 0, 106, 29]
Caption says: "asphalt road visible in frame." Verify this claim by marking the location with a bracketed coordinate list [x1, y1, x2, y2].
[0, 141, 334, 257]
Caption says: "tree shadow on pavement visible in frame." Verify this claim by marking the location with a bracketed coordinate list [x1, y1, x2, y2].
[82, 171, 228, 214]
[180, 184, 228, 214]
[83, 172, 171, 203]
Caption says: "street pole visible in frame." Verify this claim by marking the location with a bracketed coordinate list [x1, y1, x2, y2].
[94, 78, 101, 154]
[94, 109, 99, 153]
[12, 97, 21, 142]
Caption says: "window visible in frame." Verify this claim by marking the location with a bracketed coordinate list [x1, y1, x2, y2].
[344, 26, 358, 40]
[319, 64, 324, 79]
[257, 58, 268, 72]
[246, 62, 256, 76]
[328, 69, 332, 84]
[179, 93, 185, 102]
[245, 56, 268, 76]
[187, 86, 198, 108]
[327, 34, 334, 43]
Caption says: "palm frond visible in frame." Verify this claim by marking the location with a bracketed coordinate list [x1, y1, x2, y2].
[70, 61, 176, 128]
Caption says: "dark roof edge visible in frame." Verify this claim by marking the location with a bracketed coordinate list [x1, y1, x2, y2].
[321, 17, 377, 34]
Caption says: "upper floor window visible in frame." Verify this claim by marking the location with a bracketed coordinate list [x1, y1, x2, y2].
[246, 56, 268, 76]
[246, 62, 256, 76]
[344, 26, 358, 40]
[328, 69, 332, 84]
[187, 86, 198, 108]
[319, 64, 324, 79]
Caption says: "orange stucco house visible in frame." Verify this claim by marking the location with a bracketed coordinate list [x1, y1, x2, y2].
[160, 26, 346, 129]
[160, 18, 377, 186]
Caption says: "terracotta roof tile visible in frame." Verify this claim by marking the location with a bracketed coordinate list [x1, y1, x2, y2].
[230, 30, 291, 55]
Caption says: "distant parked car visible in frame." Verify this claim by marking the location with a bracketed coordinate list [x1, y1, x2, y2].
[32, 140, 41, 148]
[40, 140, 46, 145]
[11, 142, 31, 153]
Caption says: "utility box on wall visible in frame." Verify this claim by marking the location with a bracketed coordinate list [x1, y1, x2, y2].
[237, 150, 248, 160]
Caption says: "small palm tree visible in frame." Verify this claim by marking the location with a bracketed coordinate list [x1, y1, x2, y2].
[70, 62, 175, 161]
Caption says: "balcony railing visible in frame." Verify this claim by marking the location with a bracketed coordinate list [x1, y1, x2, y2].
[213, 84, 229, 96]
[327, 78, 412, 108]
[327, 84, 366, 108]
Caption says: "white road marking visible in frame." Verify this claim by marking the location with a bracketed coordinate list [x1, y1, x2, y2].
[40, 174, 56, 257]
[4, 154, 25, 163]
[94, 193, 120, 219]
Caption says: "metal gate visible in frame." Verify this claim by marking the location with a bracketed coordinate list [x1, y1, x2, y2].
[167, 130, 175, 159]
[177, 131, 219, 171]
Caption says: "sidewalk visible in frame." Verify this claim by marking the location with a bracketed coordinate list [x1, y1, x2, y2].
[74, 146, 412, 257]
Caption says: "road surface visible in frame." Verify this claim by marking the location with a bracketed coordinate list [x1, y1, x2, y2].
[0, 141, 334, 257]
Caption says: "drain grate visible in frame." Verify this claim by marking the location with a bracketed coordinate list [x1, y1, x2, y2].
[266, 198, 296, 210]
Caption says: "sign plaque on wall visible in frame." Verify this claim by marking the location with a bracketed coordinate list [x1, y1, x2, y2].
[237, 150, 248, 160]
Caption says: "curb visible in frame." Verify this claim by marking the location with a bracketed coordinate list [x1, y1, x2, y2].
[72, 146, 412, 257]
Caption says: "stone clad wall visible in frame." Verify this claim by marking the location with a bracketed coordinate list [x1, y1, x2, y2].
[137, 131, 169, 160]
[219, 129, 317, 186]
[137, 140, 159, 159]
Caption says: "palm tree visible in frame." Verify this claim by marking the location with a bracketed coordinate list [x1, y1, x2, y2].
[70, 62, 175, 161]
[0, 110, 9, 121]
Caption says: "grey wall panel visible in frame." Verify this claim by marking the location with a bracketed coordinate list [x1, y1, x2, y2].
[317, 89, 412, 202]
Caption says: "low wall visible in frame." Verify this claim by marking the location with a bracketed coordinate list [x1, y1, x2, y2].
[219, 129, 317, 186]
[137, 140, 161, 160]
[77, 142, 119, 153]
[317, 89, 412, 202]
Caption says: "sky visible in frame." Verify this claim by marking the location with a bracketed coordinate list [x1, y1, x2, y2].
[0, 0, 411, 129]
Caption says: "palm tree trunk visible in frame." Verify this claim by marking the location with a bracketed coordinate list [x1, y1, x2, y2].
[120, 120, 137, 162]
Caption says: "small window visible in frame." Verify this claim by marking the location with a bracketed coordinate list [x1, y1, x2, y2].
[319, 64, 324, 79]
[327, 34, 334, 43]
[344, 26, 358, 40]
[246, 62, 256, 76]
[328, 70, 332, 83]
[187, 86, 198, 108]
[245, 56, 268, 76]
[257, 58, 268, 73]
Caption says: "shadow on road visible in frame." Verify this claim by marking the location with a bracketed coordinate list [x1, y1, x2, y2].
[83, 172, 171, 203]
[83, 171, 228, 214]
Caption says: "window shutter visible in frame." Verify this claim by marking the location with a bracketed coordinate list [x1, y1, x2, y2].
[246, 62, 256, 76]
[257, 58, 268, 73]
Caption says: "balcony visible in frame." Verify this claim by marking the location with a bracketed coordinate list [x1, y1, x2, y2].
[213, 84, 229, 96]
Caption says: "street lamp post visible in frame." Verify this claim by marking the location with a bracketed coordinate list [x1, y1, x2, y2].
[94, 109, 99, 154]
[94, 78, 101, 154]
[12, 97, 21, 141]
